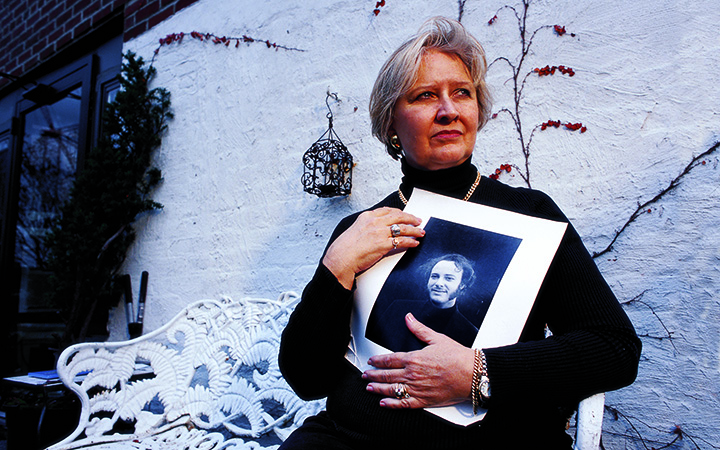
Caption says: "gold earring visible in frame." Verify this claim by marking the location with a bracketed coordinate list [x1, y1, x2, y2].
[390, 134, 402, 150]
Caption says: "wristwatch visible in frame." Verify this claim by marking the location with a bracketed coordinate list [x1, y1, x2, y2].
[479, 374, 491, 403]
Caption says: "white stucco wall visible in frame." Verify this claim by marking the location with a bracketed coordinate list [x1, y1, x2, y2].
[113, 0, 719, 447]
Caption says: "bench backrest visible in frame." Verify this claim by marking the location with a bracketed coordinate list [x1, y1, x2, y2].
[48, 293, 325, 449]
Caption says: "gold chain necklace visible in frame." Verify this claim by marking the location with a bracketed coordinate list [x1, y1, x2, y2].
[398, 170, 481, 206]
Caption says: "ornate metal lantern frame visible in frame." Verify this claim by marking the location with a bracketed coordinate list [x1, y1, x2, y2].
[302, 93, 353, 198]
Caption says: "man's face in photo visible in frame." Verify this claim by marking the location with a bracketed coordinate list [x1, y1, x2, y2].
[427, 260, 464, 308]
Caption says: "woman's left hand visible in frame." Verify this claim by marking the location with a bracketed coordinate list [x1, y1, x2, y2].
[362, 313, 475, 409]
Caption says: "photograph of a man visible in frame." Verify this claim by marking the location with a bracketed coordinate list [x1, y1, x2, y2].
[364, 217, 521, 352]
[366, 254, 478, 351]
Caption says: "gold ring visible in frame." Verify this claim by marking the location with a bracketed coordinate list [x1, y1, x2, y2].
[394, 383, 410, 399]
[392, 237, 399, 249]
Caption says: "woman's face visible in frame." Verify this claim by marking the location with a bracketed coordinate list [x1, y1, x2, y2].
[427, 260, 465, 308]
[391, 49, 479, 171]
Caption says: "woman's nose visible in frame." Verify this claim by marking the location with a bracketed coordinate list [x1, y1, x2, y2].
[436, 96, 459, 122]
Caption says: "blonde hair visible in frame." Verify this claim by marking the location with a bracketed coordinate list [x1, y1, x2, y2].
[369, 17, 492, 159]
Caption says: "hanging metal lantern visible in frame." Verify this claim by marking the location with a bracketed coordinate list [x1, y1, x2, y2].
[302, 93, 353, 198]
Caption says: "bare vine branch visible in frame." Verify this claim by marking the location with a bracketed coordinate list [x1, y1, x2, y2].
[592, 141, 720, 258]
[604, 404, 716, 450]
[620, 291, 677, 353]
[458, 0, 467, 22]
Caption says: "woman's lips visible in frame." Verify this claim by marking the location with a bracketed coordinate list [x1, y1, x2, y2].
[433, 130, 462, 139]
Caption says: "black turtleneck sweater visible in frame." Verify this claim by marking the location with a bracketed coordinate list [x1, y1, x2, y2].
[278, 158, 641, 449]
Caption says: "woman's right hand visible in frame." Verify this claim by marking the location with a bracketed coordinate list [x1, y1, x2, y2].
[322, 207, 425, 289]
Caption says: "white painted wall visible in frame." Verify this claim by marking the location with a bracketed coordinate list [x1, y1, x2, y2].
[114, 0, 719, 447]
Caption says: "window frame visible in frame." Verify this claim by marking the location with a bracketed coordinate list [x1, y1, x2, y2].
[2, 55, 96, 326]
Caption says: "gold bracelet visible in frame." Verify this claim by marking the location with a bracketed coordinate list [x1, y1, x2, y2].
[471, 348, 481, 414]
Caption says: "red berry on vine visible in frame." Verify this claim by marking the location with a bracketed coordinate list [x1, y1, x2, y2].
[490, 164, 511, 179]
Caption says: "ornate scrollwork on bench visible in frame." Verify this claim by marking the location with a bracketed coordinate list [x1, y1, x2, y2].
[47, 292, 325, 450]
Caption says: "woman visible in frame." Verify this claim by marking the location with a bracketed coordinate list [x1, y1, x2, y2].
[279, 17, 640, 449]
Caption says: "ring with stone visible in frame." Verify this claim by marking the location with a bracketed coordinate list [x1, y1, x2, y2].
[390, 224, 401, 237]
[394, 383, 410, 399]
[392, 237, 399, 249]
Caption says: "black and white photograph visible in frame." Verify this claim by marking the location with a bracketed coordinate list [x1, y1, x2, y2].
[365, 217, 521, 352]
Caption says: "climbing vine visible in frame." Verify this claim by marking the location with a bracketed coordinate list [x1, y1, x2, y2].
[603, 405, 717, 450]
[153, 31, 304, 62]
[592, 141, 719, 258]
[484, 0, 720, 263]
[485, 0, 581, 187]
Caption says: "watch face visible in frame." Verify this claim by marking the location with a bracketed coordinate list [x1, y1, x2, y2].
[480, 376, 491, 398]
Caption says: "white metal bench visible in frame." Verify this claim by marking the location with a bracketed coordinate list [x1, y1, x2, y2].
[46, 292, 324, 450]
[46, 292, 604, 450]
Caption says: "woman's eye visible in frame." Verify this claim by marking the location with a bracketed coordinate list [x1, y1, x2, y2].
[456, 88, 472, 97]
[416, 91, 434, 100]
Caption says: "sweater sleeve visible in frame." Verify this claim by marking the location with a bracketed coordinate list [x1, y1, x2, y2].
[278, 215, 360, 400]
[278, 194, 403, 401]
[482, 193, 641, 407]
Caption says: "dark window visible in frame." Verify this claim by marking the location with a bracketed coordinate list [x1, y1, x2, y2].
[0, 132, 10, 257]
[15, 86, 83, 314]
[1, 34, 122, 374]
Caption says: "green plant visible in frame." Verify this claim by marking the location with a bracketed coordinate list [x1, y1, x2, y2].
[45, 52, 172, 343]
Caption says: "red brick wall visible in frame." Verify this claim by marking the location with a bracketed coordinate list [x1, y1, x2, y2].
[0, 0, 200, 91]
[124, 0, 200, 42]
